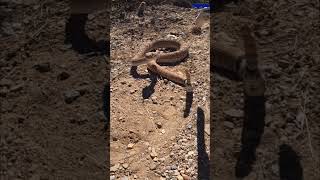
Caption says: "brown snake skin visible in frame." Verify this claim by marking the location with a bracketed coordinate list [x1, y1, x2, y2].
[130, 39, 190, 86]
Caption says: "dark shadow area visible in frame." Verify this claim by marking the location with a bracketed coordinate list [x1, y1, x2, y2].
[65, 13, 108, 55]
[279, 144, 303, 180]
[211, 66, 242, 81]
[235, 95, 266, 178]
[197, 107, 210, 179]
[142, 71, 158, 99]
[130, 66, 150, 79]
[156, 56, 188, 66]
[211, 0, 239, 13]
[103, 83, 110, 131]
[183, 91, 193, 118]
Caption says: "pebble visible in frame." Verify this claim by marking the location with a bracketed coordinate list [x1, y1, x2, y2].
[127, 143, 134, 149]
[121, 176, 129, 180]
[155, 122, 162, 128]
[10, 83, 24, 92]
[204, 123, 210, 135]
[150, 148, 158, 159]
[130, 89, 136, 94]
[181, 174, 191, 180]
[110, 164, 119, 172]
[63, 90, 80, 104]
[150, 162, 157, 170]
[122, 163, 129, 169]
[177, 175, 183, 180]
[187, 151, 194, 156]
[57, 72, 70, 81]
[0, 79, 13, 87]
[223, 121, 235, 129]
[0, 88, 8, 97]
[33, 62, 51, 73]
[224, 108, 244, 118]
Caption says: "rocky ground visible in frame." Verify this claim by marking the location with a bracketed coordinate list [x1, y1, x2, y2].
[1, 0, 108, 179]
[1, 0, 319, 180]
[212, 0, 320, 179]
[110, 3, 210, 180]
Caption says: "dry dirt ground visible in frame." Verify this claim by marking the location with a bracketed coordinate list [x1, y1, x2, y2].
[110, 3, 210, 180]
[1, 0, 108, 179]
[212, 0, 319, 180]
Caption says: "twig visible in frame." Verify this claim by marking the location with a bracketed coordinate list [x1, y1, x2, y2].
[300, 90, 318, 169]
[290, 68, 307, 92]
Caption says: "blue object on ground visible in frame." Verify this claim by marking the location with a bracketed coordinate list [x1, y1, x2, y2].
[192, 3, 209, 9]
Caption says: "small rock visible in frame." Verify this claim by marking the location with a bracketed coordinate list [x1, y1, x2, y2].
[150, 148, 158, 159]
[224, 109, 244, 118]
[187, 151, 194, 156]
[127, 143, 134, 149]
[171, 165, 177, 170]
[110, 175, 116, 180]
[258, 29, 271, 36]
[166, 34, 178, 40]
[110, 164, 119, 172]
[76, 86, 89, 96]
[150, 162, 157, 170]
[151, 96, 157, 104]
[177, 175, 183, 180]
[57, 72, 70, 81]
[10, 83, 24, 92]
[278, 60, 290, 69]
[122, 163, 129, 169]
[271, 164, 279, 175]
[29, 174, 40, 180]
[133, 175, 137, 179]
[223, 121, 235, 129]
[181, 174, 191, 180]
[0, 79, 13, 87]
[191, 26, 201, 35]
[204, 123, 210, 135]
[0, 88, 8, 97]
[130, 89, 135, 94]
[63, 90, 80, 104]
[33, 62, 50, 72]
[121, 176, 129, 180]
[155, 122, 162, 128]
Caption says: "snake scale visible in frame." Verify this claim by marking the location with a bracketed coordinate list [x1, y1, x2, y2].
[130, 39, 191, 86]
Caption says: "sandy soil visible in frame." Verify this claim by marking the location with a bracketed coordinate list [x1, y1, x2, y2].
[110, 3, 210, 180]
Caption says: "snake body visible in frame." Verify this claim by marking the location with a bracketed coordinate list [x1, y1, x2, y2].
[130, 39, 190, 85]
[131, 39, 189, 66]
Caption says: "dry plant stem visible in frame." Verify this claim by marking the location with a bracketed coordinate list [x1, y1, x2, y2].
[300, 90, 317, 169]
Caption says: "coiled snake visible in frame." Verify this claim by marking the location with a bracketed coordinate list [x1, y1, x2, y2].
[130, 39, 191, 87]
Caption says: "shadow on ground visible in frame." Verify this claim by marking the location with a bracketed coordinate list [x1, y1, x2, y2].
[197, 107, 210, 179]
[235, 95, 266, 178]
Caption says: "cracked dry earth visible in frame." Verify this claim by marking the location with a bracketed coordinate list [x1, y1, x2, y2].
[110, 4, 210, 180]
[212, 0, 319, 179]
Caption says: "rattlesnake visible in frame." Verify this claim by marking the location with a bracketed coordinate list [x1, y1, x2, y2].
[130, 39, 191, 86]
